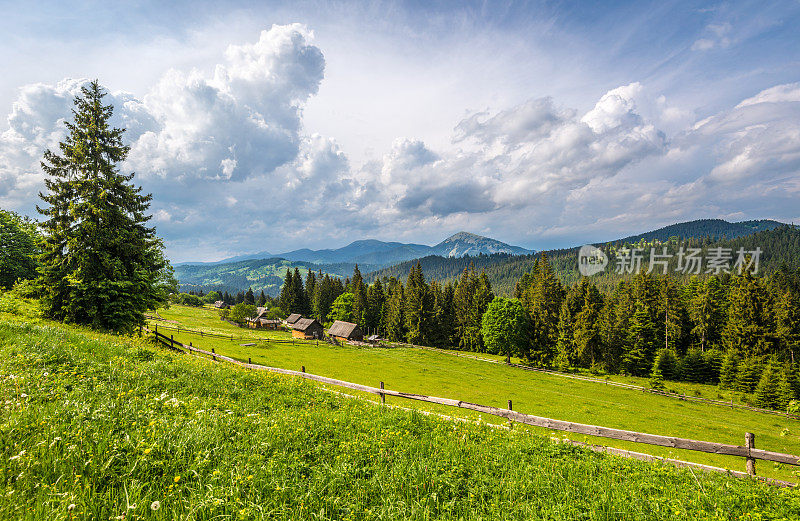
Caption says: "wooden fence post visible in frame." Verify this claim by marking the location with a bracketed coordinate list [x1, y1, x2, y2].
[170, 335, 174, 350]
[380, 381, 385, 404]
[745, 432, 756, 476]
[508, 400, 513, 430]
[154, 325, 158, 335]
[301, 366, 305, 373]
[248, 357, 251, 365]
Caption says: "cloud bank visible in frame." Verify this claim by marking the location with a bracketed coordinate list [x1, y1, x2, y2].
[1, 25, 798, 261]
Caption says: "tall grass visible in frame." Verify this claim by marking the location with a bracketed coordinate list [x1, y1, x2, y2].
[2, 316, 800, 519]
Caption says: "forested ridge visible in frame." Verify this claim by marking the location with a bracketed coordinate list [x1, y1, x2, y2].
[368, 225, 800, 295]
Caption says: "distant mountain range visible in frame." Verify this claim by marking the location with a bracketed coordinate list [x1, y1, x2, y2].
[190, 231, 533, 267]
[174, 219, 795, 296]
[174, 231, 533, 295]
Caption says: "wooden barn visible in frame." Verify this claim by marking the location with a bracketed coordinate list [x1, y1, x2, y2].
[327, 321, 364, 342]
[291, 318, 323, 339]
[286, 313, 302, 325]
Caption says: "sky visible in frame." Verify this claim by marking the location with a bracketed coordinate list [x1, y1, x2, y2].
[1, 0, 799, 262]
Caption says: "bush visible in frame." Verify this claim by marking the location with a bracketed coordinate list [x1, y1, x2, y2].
[229, 303, 256, 325]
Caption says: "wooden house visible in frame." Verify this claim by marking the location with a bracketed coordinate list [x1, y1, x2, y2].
[291, 318, 323, 339]
[256, 318, 282, 330]
[327, 321, 364, 342]
[286, 313, 302, 325]
[213, 301, 229, 309]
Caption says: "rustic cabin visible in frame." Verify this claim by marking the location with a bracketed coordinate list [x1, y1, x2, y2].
[257, 318, 282, 330]
[291, 318, 324, 339]
[327, 320, 364, 342]
[213, 301, 229, 309]
[286, 313, 302, 325]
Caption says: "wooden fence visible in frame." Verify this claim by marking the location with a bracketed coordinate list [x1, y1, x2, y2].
[146, 328, 799, 486]
[149, 323, 317, 345]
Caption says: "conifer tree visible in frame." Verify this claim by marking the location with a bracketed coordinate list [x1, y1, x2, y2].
[652, 349, 679, 381]
[36, 81, 172, 332]
[574, 283, 603, 367]
[453, 265, 477, 349]
[723, 273, 770, 357]
[364, 279, 385, 334]
[257, 290, 267, 307]
[350, 265, 368, 326]
[292, 267, 307, 315]
[624, 303, 656, 376]
[279, 270, 296, 313]
[244, 287, 255, 305]
[775, 289, 800, 364]
[689, 277, 724, 352]
[555, 300, 576, 369]
[754, 364, 780, 410]
[404, 262, 431, 345]
[384, 279, 405, 341]
[735, 358, 763, 394]
[524, 254, 563, 364]
[719, 351, 739, 389]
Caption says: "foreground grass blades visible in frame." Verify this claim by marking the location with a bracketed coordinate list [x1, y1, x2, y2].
[2, 317, 800, 520]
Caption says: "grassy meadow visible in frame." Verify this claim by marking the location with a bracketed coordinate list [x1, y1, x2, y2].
[153, 305, 800, 483]
[3, 309, 800, 520]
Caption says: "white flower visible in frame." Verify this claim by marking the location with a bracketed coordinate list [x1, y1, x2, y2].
[150, 501, 160, 511]
[67, 504, 76, 511]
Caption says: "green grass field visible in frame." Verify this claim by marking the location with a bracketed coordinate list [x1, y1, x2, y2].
[3, 310, 800, 519]
[152, 305, 800, 483]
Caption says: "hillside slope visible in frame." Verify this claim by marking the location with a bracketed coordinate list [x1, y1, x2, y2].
[1, 314, 797, 519]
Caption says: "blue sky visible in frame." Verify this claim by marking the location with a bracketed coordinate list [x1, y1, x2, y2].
[1, 0, 799, 261]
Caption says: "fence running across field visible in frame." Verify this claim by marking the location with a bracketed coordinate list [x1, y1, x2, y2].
[145, 328, 799, 487]
[148, 323, 319, 345]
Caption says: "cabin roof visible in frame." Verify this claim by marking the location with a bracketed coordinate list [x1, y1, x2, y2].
[327, 320, 361, 338]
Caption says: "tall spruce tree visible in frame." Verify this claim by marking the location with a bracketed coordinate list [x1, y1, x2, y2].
[37, 81, 172, 332]
[404, 262, 431, 345]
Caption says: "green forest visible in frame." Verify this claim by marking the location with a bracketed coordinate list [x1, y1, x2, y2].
[269, 254, 800, 412]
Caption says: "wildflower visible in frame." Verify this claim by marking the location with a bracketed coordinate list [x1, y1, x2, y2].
[174, 475, 181, 483]
[144, 448, 152, 455]
[68, 504, 76, 511]
[150, 501, 160, 511]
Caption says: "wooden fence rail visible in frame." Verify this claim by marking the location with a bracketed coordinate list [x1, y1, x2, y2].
[149, 323, 315, 345]
[145, 328, 800, 482]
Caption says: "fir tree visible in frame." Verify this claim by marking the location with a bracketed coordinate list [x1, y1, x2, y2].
[244, 287, 255, 305]
[36, 81, 172, 332]
[384, 279, 405, 341]
[279, 270, 296, 314]
[652, 349, 679, 381]
[754, 364, 780, 410]
[624, 302, 656, 376]
[719, 351, 739, 390]
[574, 283, 603, 367]
[404, 262, 431, 345]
